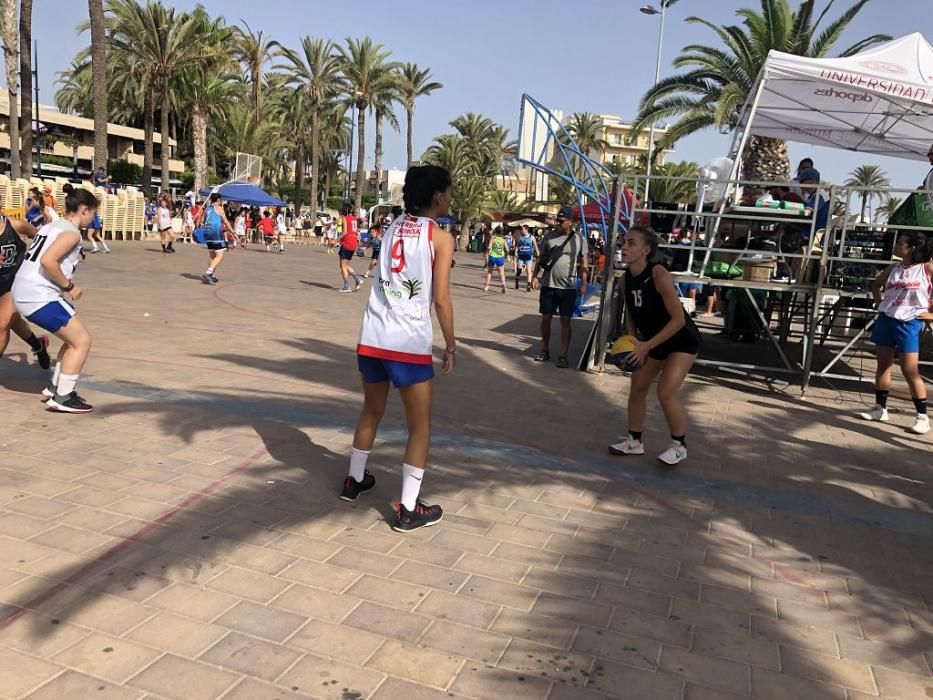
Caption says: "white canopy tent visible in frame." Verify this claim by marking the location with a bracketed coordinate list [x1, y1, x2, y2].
[730, 32, 933, 167]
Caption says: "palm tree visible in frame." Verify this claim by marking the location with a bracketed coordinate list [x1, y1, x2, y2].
[1, 0, 20, 177]
[632, 0, 890, 183]
[316, 103, 350, 209]
[564, 112, 609, 157]
[19, 0, 32, 176]
[268, 82, 314, 211]
[88, 0, 108, 172]
[845, 164, 889, 222]
[106, 0, 207, 194]
[451, 177, 489, 249]
[421, 134, 469, 181]
[178, 7, 233, 194]
[371, 75, 400, 202]
[278, 37, 344, 212]
[647, 161, 701, 204]
[338, 36, 396, 210]
[876, 195, 902, 223]
[397, 63, 442, 168]
[231, 21, 278, 124]
[57, 132, 83, 178]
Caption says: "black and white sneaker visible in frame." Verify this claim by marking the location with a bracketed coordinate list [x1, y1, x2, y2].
[340, 470, 376, 502]
[209, 273, 219, 285]
[40, 385, 55, 402]
[46, 392, 93, 413]
[392, 500, 443, 532]
[32, 335, 51, 370]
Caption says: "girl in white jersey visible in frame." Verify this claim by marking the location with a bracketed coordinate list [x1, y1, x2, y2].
[157, 194, 175, 254]
[860, 232, 933, 434]
[340, 165, 457, 533]
[12, 184, 98, 413]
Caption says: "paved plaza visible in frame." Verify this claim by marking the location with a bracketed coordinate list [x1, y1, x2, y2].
[0, 242, 931, 700]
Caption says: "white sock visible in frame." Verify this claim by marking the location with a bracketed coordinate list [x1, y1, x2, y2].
[400, 463, 424, 511]
[348, 447, 369, 482]
[57, 372, 79, 397]
[206, 267, 214, 275]
[51, 362, 61, 387]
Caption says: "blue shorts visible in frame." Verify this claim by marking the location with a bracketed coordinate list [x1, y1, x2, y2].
[358, 355, 434, 388]
[517, 255, 533, 265]
[26, 299, 75, 333]
[871, 313, 923, 354]
[339, 247, 355, 261]
[487, 257, 505, 268]
[677, 282, 704, 295]
[539, 286, 577, 318]
[91, 214, 103, 230]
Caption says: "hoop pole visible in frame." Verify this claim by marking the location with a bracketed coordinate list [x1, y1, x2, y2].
[590, 177, 626, 372]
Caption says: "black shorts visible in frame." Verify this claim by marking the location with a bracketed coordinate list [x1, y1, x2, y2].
[338, 247, 355, 261]
[0, 275, 13, 297]
[371, 247, 381, 260]
[314, 226, 323, 235]
[648, 324, 701, 360]
[206, 239, 228, 251]
[539, 286, 577, 318]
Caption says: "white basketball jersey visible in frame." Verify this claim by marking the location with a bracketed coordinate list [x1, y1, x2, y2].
[12, 218, 82, 303]
[879, 262, 932, 321]
[358, 214, 436, 363]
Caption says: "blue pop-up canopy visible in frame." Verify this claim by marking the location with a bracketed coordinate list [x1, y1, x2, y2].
[198, 182, 285, 207]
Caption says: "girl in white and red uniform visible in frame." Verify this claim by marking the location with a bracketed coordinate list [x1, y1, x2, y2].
[340, 165, 457, 533]
[861, 232, 933, 434]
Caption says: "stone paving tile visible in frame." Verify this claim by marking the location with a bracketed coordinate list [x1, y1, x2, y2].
[126, 611, 228, 658]
[413, 590, 501, 630]
[692, 625, 780, 671]
[145, 583, 239, 621]
[342, 600, 432, 643]
[288, 618, 385, 660]
[419, 619, 511, 664]
[869, 666, 933, 699]
[660, 645, 750, 696]
[205, 566, 292, 602]
[608, 607, 693, 647]
[199, 631, 303, 682]
[126, 653, 241, 700]
[571, 625, 661, 671]
[449, 664, 552, 699]
[460, 574, 540, 610]
[278, 653, 385, 700]
[751, 666, 847, 699]
[454, 551, 529, 583]
[213, 600, 307, 642]
[491, 607, 579, 650]
[219, 678, 317, 699]
[585, 657, 685, 700]
[23, 670, 145, 700]
[52, 632, 161, 684]
[367, 638, 464, 688]
[0, 609, 92, 659]
[268, 583, 361, 623]
[0, 648, 63, 698]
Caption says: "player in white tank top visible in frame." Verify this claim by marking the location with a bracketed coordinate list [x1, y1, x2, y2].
[12, 184, 99, 413]
[341, 166, 457, 533]
[860, 232, 933, 434]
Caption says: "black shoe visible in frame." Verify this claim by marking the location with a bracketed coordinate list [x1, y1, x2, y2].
[392, 499, 443, 532]
[46, 391, 93, 413]
[167, 244, 176, 253]
[340, 470, 375, 501]
[200, 273, 212, 284]
[31, 335, 51, 370]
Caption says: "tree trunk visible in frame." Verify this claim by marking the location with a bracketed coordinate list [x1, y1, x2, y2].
[293, 141, 304, 213]
[310, 110, 320, 211]
[458, 219, 470, 251]
[88, 0, 108, 171]
[252, 64, 260, 126]
[142, 86, 154, 197]
[742, 136, 790, 192]
[406, 105, 413, 169]
[860, 193, 867, 222]
[19, 0, 32, 176]
[160, 87, 171, 195]
[374, 107, 384, 202]
[191, 103, 207, 194]
[1, 0, 20, 178]
[354, 106, 366, 211]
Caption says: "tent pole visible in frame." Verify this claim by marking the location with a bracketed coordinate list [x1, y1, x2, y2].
[590, 176, 626, 372]
[699, 70, 768, 277]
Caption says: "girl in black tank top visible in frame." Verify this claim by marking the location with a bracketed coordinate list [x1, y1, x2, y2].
[609, 227, 700, 467]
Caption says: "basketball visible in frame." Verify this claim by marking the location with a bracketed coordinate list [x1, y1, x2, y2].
[608, 334, 639, 371]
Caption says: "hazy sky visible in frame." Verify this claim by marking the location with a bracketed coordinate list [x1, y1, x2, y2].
[31, 0, 933, 190]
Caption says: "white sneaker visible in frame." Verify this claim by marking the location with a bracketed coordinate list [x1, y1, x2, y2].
[859, 405, 889, 422]
[657, 441, 688, 466]
[608, 437, 645, 456]
[909, 414, 930, 435]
